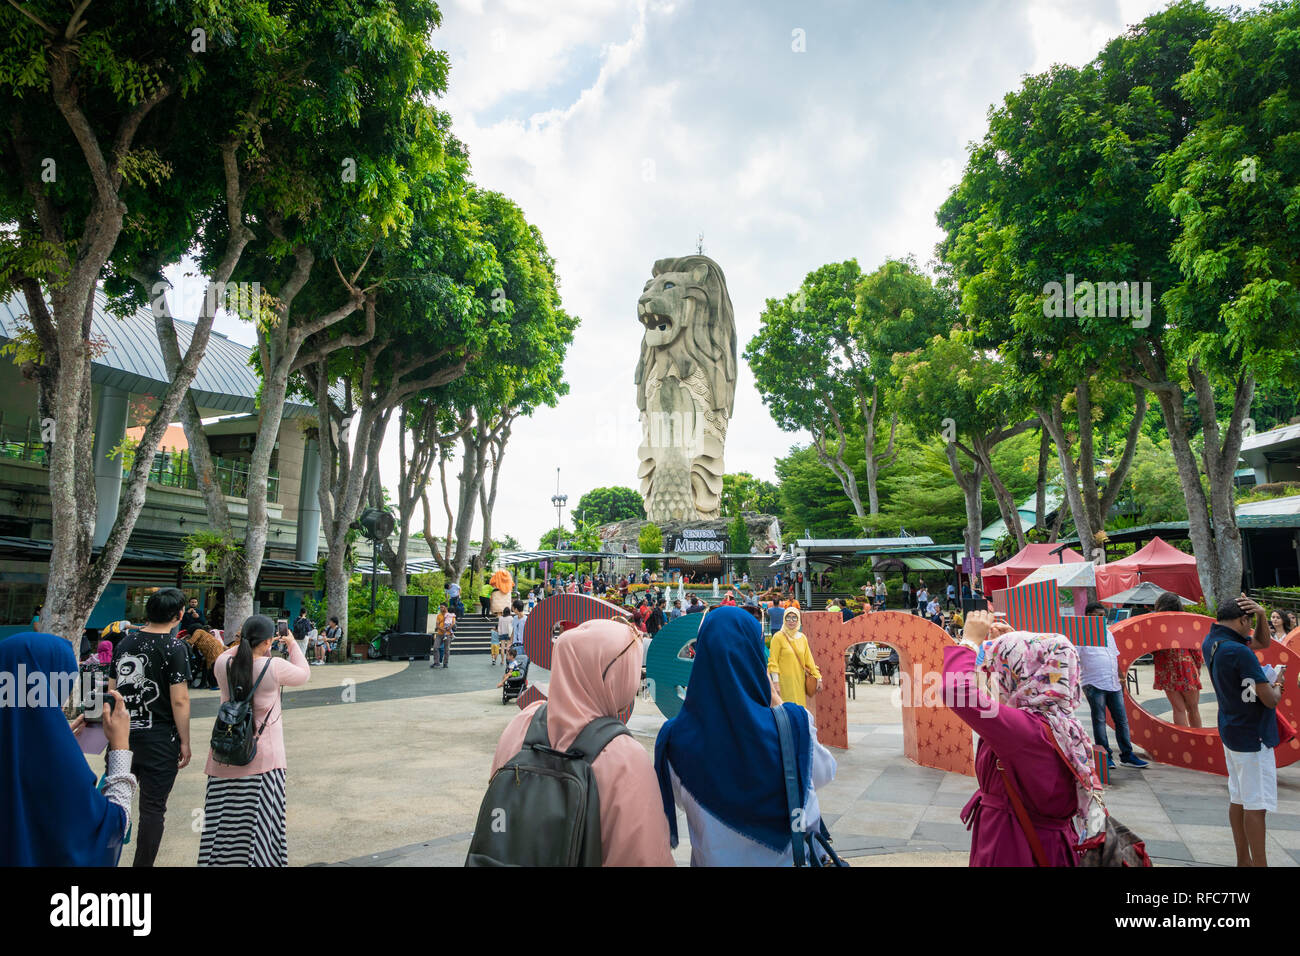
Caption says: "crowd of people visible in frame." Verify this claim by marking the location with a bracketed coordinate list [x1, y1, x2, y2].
[5, 564, 1295, 868]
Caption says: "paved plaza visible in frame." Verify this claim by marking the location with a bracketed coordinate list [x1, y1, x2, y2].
[108, 655, 1300, 867]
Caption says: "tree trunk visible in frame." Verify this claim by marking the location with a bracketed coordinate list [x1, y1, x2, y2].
[1189, 362, 1253, 608]
[22, 68, 172, 644]
[859, 384, 898, 516]
[1035, 427, 1050, 531]
[1038, 399, 1098, 552]
[323, 536, 352, 656]
[811, 415, 865, 519]
[972, 435, 1028, 550]
[943, 442, 984, 565]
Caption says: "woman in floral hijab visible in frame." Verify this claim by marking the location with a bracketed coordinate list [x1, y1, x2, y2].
[978, 629, 1101, 823]
[943, 610, 1100, 866]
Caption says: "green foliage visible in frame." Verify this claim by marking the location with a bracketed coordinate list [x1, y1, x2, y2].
[746, 260, 862, 435]
[407, 572, 448, 614]
[181, 528, 245, 584]
[638, 523, 663, 571]
[1153, 1, 1300, 391]
[728, 512, 751, 574]
[721, 473, 780, 515]
[1237, 482, 1300, 505]
[1118, 435, 1191, 523]
[305, 574, 399, 644]
[575, 487, 645, 525]
[539, 526, 569, 550]
[775, 442, 862, 538]
[570, 515, 602, 552]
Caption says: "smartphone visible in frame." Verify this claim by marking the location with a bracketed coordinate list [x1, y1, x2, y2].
[80, 671, 108, 724]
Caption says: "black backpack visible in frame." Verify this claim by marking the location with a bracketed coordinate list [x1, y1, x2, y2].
[209, 658, 275, 766]
[465, 704, 628, 867]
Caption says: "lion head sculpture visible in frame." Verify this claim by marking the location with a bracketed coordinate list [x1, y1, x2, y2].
[634, 255, 737, 417]
[634, 255, 737, 522]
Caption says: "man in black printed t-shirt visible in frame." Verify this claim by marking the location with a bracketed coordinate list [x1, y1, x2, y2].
[110, 587, 192, 867]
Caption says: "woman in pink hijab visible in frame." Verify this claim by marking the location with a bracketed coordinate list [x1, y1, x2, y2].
[943, 610, 1101, 866]
[489, 618, 674, 866]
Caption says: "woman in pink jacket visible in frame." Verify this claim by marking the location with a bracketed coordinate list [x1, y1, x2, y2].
[199, 614, 311, 866]
[943, 610, 1100, 866]
[489, 618, 673, 866]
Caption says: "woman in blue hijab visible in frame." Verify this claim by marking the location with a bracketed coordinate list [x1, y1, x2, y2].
[654, 606, 836, 865]
[0, 631, 137, 866]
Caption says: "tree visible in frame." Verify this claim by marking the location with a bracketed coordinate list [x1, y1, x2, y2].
[747, 261, 867, 516]
[937, 2, 1225, 571]
[720, 473, 780, 515]
[419, 190, 575, 593]
[539, 526, 570, 550]
[377, 402, 466, 596]
[311, 157, 495, 652]
[891, 330, 1033, 555]
[1118, 435, 1188, 525]
[774, 441, 863, 538]
[0, 1, 283, 643]
[638, 523, 663, 571]
[1147, 1, 1300, 605]
[851, 257, 957, 513]
[136, 1, 451, 636]
[728, 512, 750, 575]
[575, 486, 645, 525]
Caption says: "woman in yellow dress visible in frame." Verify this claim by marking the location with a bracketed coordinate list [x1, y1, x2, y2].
[767, 607, 822, 710]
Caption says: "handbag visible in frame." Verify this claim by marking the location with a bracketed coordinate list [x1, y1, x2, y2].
[996, 727, 1152, 867]
[772, 705, 848, 867]
[784, 633, 819, 698]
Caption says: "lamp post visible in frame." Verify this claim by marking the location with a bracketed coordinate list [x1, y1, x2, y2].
[550, 466, 567, 548]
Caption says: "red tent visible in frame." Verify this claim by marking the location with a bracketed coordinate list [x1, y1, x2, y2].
[1094, 536, 1203, 603]
[981, 542, 1085, 594]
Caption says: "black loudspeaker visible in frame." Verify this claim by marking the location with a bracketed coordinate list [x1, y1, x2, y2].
[382, 632, 433, 661]
[962, 598, 988, 613]
[398, 594, 428, 634]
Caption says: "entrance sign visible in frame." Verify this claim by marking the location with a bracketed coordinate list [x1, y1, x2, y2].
[669, 529, 725, 553]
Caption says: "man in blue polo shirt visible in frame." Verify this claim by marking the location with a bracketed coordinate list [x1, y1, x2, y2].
[1203, 594, 1280, 867]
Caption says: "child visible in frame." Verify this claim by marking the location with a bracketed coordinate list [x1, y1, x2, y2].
[492, 607, 513, 665]
[496, 647, 524, 688]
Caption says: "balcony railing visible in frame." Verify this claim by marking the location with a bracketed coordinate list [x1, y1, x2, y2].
[0, 417, 49, 465]
[143, 446, 280, 504]
[0, 420, 278, 503]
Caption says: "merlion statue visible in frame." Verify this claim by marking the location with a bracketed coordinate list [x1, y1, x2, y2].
[634, 255, 737, 522]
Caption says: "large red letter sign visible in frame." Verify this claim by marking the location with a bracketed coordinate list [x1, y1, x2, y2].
[1112, 613, 1300, 775]
[515, 593, 632, 710]
[800, 610, 975, 775]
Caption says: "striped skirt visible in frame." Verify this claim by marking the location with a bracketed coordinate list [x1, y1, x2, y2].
[198, 769, 288, 866]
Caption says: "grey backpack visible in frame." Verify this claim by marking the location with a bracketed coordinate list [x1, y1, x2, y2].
[465, 704, 628, 867]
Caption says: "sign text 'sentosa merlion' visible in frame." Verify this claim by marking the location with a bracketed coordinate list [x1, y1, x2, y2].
[634, 255, 737, 522]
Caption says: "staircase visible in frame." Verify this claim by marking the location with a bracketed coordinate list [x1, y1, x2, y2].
[449, 612, 498, 655]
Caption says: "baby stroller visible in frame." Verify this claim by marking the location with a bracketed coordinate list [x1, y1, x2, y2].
[501, 654, 530, 705]
[847, 644, 876, 684]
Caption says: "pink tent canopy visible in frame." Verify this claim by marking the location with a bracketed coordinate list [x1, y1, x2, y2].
[1094, 536, 1203, 603]
[981, 542, 1085, 595]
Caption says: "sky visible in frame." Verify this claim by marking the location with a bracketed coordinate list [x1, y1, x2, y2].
[193, 0, 1252, 551]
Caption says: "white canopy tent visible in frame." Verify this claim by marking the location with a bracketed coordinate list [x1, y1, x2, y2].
[1020, 561, 1098, 589]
